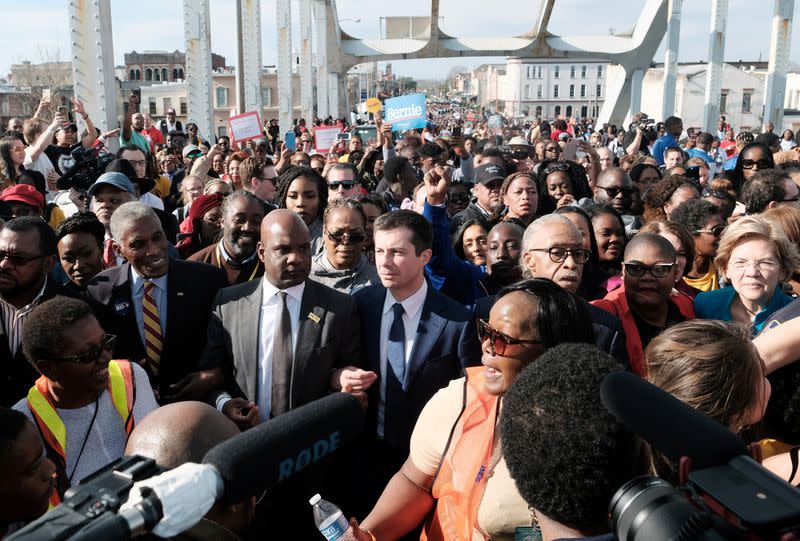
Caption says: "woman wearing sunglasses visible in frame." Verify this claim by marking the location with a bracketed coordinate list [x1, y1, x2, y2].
[535, 159, 592, 215]
[310, 199, 379, 294]
[12, 297, 158, 505]
[670, 198, 726, 294]
[592, 233, 695, 376]
[693, 215, 799, 334]
[349, 279, 594, 541]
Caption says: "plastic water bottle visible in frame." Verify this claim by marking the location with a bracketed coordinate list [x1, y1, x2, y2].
[310, 494, 355, 540]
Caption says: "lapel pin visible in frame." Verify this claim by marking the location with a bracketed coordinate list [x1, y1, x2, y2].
[307, 312, 320, 324]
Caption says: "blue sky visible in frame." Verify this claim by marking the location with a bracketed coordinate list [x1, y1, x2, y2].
[1, 0, 797, 79]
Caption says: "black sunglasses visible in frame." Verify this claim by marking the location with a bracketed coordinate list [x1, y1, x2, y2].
[477, 319, 541, 356]
[0, 251, 44, 266]
[449, 192, 471, 203]
[544, 162, 570, 174]
[326, 230, 366, 244]
[701, 188, 733, 200]
[740, 159, 771, 170]
[57, 335, 117, 364]
[328, 181, 356, 190]
[623, 261, 675, 278]
[694, 225, 726, 237]
[597, 186, 634, 198]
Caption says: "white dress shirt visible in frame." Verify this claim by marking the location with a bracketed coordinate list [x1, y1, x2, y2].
[130, 266, 168, 345]
[256, 279, 305, 421]
[377, 280, 428, 438]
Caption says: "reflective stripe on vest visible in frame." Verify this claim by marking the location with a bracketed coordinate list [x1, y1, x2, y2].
[421, 366, 500, 541]
[27, 360, 136, 508]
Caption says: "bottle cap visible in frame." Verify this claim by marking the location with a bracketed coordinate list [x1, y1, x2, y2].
[309, 493, 321, 505]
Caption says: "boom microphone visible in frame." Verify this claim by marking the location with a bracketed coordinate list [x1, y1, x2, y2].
[600, 371, 747, 469]
[204, 391, 365, 503]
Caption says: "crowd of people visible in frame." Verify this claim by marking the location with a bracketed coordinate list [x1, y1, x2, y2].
[0, 89, 799, 541]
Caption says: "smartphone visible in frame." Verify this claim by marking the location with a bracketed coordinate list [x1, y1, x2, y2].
[57, 105, 68, 115]
[337, 133, 351, 141]
[42, 89, 51, 101]
[685, 166, 701, 181]
[562, 140, 581, 161]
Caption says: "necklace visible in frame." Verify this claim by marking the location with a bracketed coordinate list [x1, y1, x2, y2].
[67, 395, 100, 484]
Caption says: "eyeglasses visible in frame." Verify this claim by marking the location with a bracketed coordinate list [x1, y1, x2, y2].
[781, 193, 800, 203]
[0, 251, 44, 266]
[729, 259, 780, 273]
[544, 146, 560, 154]
[694, 225, 726, 237]
[596, 185, 634, 198]
[623, 261, 675, 278]
[258, 176, 279, 184]
[701, 188, 733, 200]
[543, 162, 570, 174]
[477, 319, 541, 356]
[328, 181, 356, 190]
[57, 335, 117, 364]
[128, 159, 147, 168]
[326, 230, 366, 244]
[528, 247, 591, 264]
[740, 159, 771, 170]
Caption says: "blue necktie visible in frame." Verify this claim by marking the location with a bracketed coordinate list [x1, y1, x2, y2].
[387, 302, 406, 384]
[385, 302, 406, 447]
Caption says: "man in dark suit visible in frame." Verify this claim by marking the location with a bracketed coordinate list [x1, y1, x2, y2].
[0, 218, 77, 406]
[200, 209, 362, 538]
[353, 209, 481, 510]
[158, 108, 183, 139]
[85, 202, 227, 400]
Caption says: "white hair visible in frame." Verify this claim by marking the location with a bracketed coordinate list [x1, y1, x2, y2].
[110, 201, 163, 243]
[520, 214, 579, 278]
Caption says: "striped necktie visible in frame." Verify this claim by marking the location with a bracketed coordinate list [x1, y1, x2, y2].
[142, 281, 163, 376]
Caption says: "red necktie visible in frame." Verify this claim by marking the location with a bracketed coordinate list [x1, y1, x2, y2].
[103, 238, 117, 268]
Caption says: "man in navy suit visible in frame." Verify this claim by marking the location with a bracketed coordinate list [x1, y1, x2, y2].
[350, 209, 481, 511]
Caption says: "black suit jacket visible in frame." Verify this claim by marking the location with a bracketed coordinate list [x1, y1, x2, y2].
[158, 119, 183, 138]
[85, 260, 227, 394]
[354, 283, 482, 450]
[474, 294, 629, 367]
[201, 279, 362, 412]
[0, 280, 79, 407]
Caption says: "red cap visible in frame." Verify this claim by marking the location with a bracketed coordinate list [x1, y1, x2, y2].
[2, 184, 45, 212]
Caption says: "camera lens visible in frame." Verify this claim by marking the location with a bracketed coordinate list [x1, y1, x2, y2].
[609, 476, 696, 541]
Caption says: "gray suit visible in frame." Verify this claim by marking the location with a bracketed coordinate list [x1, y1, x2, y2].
[201, 278, 362, 411]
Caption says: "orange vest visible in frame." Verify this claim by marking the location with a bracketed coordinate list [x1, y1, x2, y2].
[27, 360, 136, 507]
[421, 367, 499, 541]
[591, 285, 695, 376]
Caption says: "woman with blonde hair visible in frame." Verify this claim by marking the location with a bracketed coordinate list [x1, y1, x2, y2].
[763, 205, 800, 296]
[203, 179, 233, 197]
[694, 215, 800, 334]
[645, 320, 772, 482]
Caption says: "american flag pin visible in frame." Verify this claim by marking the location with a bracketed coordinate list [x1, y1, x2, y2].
[307, 312, 320, 324]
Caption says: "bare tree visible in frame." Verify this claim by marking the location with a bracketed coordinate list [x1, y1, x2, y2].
[10, 48, 73, 119]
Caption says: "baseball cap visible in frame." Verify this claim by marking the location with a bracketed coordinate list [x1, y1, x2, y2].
[56, 122, 78, 132]
[182, 145, 202, 158]
[1, 184, 44, 212]
[474, 164, 506, 185]
[508, 136, 532, 147]
[558, 132, 569, 141]
[88, 172, 137, 197]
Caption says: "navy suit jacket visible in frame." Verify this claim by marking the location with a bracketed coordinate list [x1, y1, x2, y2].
[354, 283, 481, 450]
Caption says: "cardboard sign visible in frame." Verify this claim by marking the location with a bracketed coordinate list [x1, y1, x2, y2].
[314, 126, 342, 153]
[228, 111, 263, 144]
[384, 93, 427, 132]
[366, 98, 383, 113]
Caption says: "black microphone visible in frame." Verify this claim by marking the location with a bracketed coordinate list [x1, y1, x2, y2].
[204, 391, 365, 503]
[600, 371, 746, 469]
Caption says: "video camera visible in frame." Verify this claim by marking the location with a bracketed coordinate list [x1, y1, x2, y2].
[57, 145, 115, 191]
[602, 372, 800, 541]
[8, 393, 364, 541]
